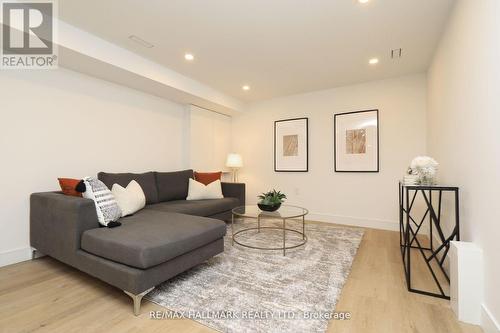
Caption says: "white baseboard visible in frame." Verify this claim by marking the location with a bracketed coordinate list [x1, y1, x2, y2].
[482, 304, 500, 333]
[307, 213, 399, 231]
[0, 247, 32, 268]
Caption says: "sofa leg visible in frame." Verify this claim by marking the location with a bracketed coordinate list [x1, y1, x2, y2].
[123, 287, 154, 316]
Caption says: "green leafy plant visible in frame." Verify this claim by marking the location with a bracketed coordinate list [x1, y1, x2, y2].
[257, 189, 287, 206]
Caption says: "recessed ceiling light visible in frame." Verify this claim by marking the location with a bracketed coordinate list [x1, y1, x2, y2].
[358, 0, 370, 3]
[184, 53, 194, 61]
[128, 35, 154, 48]
[242, 85, 250, 91]
[369, 58, 379, 65]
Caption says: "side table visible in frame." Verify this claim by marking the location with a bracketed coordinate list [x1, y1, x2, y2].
[399, 182, 460, 299]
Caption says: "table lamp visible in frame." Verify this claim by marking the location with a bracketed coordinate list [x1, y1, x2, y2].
[226, 153, 243, 182]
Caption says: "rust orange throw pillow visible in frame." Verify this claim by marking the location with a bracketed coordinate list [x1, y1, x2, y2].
[58, 178, 83, 197]
[194, 171, 222, 185]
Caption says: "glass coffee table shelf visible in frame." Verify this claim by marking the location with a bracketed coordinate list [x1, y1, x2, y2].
[231, 205, 309, 256]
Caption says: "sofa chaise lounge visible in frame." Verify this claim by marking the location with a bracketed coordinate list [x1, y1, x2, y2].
[30, 169, 245, 315]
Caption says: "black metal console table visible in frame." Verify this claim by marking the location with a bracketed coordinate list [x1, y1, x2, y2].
[399, 182, 460, 299]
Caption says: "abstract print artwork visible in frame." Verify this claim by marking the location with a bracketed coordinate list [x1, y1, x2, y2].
[334, 110, 379, 172]
[345, 129, 366, 154]
[274, 118, 308, 172]
[283, 135, 299, 156]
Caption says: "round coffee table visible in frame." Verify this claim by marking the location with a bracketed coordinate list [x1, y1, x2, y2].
[231, 205, 309, 256]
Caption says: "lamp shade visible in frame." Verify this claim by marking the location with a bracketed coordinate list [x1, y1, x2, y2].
[226, 153, 243, 168]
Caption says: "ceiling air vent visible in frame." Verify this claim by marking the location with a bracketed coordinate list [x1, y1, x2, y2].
[391, 48, 402, 59]
[128, 35, 154, 48]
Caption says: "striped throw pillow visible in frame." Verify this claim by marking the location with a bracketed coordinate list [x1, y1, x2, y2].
[83, 177, 122, 226]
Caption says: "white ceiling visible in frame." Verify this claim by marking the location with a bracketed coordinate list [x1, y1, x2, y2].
[59, 0, 454, 102]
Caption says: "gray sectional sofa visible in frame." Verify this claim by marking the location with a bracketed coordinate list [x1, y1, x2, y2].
[30, 169, 245, 315]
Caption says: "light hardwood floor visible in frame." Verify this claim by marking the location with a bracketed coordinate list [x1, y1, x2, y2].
[0, 226, 482, 333]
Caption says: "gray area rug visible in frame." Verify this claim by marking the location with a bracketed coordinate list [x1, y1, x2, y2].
[146, 219, 364, 333]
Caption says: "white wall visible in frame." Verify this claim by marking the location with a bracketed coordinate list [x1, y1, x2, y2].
[233, 74, 427, 230]
[0, 68, 187, 266]
[188, 105, 232, 173]
[427, 0, 500, 330]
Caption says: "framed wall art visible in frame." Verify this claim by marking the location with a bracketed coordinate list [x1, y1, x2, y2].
[274, 118, 308, 172]
[334, 109, 379, 172]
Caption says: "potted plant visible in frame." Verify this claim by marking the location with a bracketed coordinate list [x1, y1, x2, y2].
[257, 189, 287, 212]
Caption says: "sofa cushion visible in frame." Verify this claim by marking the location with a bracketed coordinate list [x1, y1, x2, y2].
[58, 178, 83, 197]
[146, 197, 239, 217]
[111, 180, 146, 217]
[155, 169, 193, 202]
[194, 171, 222, 185]
[82, 177, 122, 226]
[98, 172, 158, 204]
[186, 179, 223, 201]
[81, 209, 226, 269]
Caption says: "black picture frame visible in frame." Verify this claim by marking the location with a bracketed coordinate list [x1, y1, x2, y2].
[274, 117, 309, 172]
[334, 109, 379, 173]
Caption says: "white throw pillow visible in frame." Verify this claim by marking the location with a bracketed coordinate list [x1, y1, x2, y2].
[186, 178, 224, 200]
[83, 177, 122, 226]
[112, 180, 146, 217]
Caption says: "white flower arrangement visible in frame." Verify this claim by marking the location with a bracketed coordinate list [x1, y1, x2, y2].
[409, 156, 439, 185]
